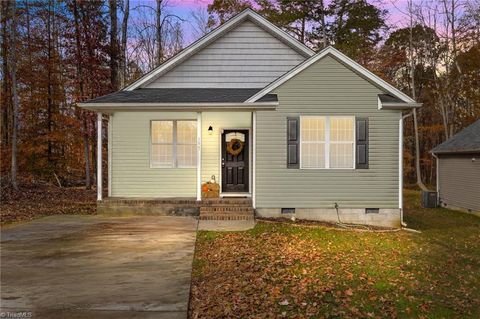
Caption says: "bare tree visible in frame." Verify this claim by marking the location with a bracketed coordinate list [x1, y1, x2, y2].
[415, 0, 471, 140]
[1, 1, 11, 147]
[189, 7, 212, 39]
[9, 0, 19, 190]
[131, 1, 184, 71]
[318, 0, 327, 48]
[73, 0, 91, 189]
[109, 0, 120, 90]
[156, 0, 162, 65]
[120, 0, 129, 88]
[407, 0, 427, 191]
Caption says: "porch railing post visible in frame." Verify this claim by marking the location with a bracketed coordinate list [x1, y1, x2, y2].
[252, 111, 256, 209]
[197, 112, 202, 201]
[97, 112, 102, 201]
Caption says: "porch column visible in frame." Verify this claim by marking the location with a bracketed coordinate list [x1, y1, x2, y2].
[97, 112, 102, 201]
[252, 111, 256, 209]
[197, 112, 202, 201]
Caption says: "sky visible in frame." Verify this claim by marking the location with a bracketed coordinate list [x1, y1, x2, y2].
[133, 0, 415, 44]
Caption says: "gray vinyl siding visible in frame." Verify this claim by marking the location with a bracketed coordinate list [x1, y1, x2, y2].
[145, 21, 305, 89]
[110, 112, 197, 198]
[256, 55, 401, 208]
[438, 154, 480, 211]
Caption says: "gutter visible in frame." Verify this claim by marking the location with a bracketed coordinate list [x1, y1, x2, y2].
[78, 102, 279, 112]
[432, 153, 439, 198]
[382, 102, 423, 109]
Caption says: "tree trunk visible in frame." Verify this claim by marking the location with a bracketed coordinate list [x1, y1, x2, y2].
[120, 0, 129, 88]
[407, 0, 427, 191]
[412, 109, 427, 190]
[9, 0, 18, 190]
[156, 0, 162, 65]
[1, 1, 11, 146]
[73, 0, 91, 189]
[109, 0, 120, 90]
[319, 0, 327, 48]
[91, 117, 96, 185]
[300, 17, 305, 44]
[83, 116, 91, 189]
[46, 0, 54, 165]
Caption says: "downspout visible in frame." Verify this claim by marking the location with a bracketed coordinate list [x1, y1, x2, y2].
[432, 152, 439, 206]
[400, 112, 413, 228]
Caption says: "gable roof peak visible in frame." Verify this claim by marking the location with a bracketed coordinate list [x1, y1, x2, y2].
[124, 8, 314, 91]
[247, 45, 418, 104]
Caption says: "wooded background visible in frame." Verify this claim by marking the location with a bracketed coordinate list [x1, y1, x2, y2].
[1, 0, 479, 191]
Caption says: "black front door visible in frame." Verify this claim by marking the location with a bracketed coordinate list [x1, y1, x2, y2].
[221, 130, 249, 193]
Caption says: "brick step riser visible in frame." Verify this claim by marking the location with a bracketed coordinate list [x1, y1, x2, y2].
[200, 207, 254, 212]
[200, 214, 254, 218]
[199, 215, 254, 221]
[200, 211, 253, 215]
[201, 205, 252, 208]
[202, 200, 252, 205]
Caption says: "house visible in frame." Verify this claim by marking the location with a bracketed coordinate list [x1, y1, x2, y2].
[79, 9, 421, 228]
[431, 119, 480, 213]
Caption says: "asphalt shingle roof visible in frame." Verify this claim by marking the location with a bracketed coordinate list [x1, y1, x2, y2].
[84, 88, 277, 104]
[431, 119, 480, 154]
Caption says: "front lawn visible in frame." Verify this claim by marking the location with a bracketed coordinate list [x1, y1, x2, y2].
[1, 183, 96, 226]
[189, 190, 480, 318]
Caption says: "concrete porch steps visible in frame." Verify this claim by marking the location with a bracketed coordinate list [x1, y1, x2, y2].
[199, 198, 254, 221]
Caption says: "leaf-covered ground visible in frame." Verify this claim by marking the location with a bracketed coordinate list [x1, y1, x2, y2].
[189, 190, 480, 318]
[1, 183, 96, 225]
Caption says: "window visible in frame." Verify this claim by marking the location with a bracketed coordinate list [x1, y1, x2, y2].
[300, 117, 326, 168]
[300, 116, 354, 169]
[330, 117, 354, 168]
[151, 120, 197, 168]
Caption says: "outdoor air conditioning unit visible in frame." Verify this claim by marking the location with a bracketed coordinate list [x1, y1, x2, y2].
[422, 191, 438, 208]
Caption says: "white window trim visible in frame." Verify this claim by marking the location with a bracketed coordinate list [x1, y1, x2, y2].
[150, 120, 197, 169]
[299, 115, 356, 170]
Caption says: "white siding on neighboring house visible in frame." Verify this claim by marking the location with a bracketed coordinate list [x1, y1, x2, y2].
[438, 154, 480, 212]
[144, 20, 306, 89]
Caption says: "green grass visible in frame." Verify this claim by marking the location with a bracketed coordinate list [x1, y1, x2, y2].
[189, 190, 480, 318]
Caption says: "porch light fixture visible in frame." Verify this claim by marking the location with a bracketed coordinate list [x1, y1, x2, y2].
[208, 125, 213, 135]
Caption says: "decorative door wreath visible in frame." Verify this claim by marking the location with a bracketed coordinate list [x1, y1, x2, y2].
[226, 138, 244, 156]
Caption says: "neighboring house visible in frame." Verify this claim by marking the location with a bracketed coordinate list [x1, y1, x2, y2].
[79, 9, 421, 228]
[431, 119, 480, 213]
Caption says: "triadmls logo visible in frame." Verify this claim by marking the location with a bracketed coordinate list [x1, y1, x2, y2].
[0, 312, 33, 318]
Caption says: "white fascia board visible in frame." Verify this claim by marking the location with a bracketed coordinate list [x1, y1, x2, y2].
[247, 46, 417, 104]
[381, 102, 423, 110]
[124, 9, 314, 91]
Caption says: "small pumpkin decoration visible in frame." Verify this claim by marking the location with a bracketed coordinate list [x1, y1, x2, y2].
[226, 138, 244, 156]
[202, 184, 209, 192]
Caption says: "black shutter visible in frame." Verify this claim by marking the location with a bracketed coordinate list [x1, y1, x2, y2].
[356, 117, 369, 169]
[287, 117, 299, 168]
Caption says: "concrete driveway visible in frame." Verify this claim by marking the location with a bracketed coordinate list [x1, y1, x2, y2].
[1, 215, 198, 319]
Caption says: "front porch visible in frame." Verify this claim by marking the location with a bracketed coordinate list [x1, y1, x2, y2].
[98, 197, 254, 220]
[94, 109, 265, 207]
